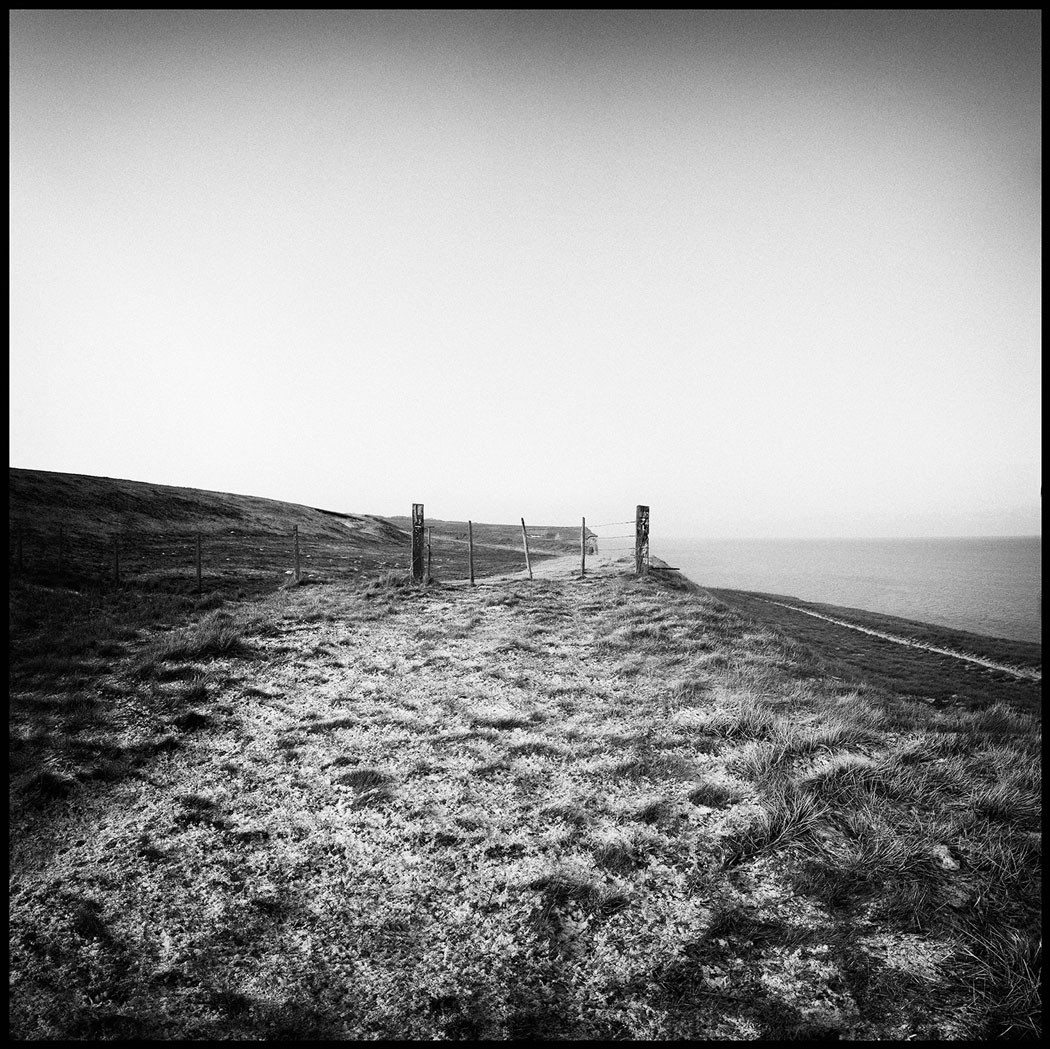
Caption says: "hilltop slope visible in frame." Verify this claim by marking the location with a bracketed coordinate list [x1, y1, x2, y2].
[9, 468, 407, 542]
[8, 469, 573, 592]
[9, 556, 1040, 1039]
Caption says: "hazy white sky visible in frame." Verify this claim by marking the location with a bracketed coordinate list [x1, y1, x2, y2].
[9, 10, 1041, 537]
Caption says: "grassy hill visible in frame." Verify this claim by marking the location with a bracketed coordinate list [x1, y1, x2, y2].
[9, 467, 406, 540]
[8, 472, 1041, 1039]
[9, 469, 571, 593]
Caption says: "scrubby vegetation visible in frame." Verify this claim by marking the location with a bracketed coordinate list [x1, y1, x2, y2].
[707, 587, 1041, 712]
[9, 556, 1041, 1039]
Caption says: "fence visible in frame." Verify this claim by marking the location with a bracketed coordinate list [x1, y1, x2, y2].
[10, 505, 659, 596]
[409, 505, 653, 584]
[7, 522, 407, 598]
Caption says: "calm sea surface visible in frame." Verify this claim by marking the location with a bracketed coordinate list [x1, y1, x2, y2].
[647, 537, 1041, 644]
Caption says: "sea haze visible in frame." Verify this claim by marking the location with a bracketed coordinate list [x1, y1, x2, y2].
[649, 536, 1042, 644]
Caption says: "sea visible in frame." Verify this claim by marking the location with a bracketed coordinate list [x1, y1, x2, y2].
[641, 536, 1041, 645]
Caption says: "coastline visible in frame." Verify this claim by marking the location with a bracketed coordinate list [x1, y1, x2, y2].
[700, 586, 1040, 714]
[643, 557, 1042, 713]
[651, 535, 1041, 645]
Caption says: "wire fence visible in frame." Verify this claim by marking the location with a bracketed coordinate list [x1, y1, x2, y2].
[585, 519, 640, 553]
[7, 523, 398, 597]
[8, 517, 596, 595]
[10, 506, 652, 594]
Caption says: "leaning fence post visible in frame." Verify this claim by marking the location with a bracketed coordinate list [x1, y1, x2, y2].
[635, 505, 650, 576]
[468, 520, 475, 585]
[196, 530, 203, 594]
[293, 525, 301, 582]
[411, 504, 425, 582]
[581, 516, 586, 576]
[521, 518, 533, 580]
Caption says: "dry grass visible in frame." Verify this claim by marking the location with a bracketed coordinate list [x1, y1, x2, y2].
[9, 557, 1041, 1040]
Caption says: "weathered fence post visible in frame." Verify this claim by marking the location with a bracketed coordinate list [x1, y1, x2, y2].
[635, 505, 650, 576]
[411, 504, 425, 582]
[521, 518, 533, 580]
[113, 535, 121, 585]
[581, 516, 586, 576]
[468, 520, 475, 585]
[196, 530, 203, 594]
[426, 526, 433, 585]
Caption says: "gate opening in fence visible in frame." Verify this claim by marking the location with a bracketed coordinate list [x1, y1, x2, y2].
[406, 504, 652, 582]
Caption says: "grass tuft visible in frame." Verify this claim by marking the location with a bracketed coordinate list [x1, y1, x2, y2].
[968, 782, 1041, 827]
[336, 768, 390, 790]
[955, 928, 1042, 1038]
[24, 766, 78, 802]
[720, 784, 827, 866]
[688, 779, 742, 808]
[135, 611, 252, 676]
[593, 840, 646, 873]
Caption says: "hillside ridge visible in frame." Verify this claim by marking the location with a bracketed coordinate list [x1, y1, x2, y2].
[9, 467, 407, 542]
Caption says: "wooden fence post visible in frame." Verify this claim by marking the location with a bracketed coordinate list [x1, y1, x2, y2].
[581, 517, 586, 576]
[196, 531, 203, 594]
[293, 525, 301, 582]
[521, 518, 533, 580]
[411, 504, 424, 582]
[635, 505, 650, 576]
[426, 526, 433, 585]
[468, 520, 475, 585]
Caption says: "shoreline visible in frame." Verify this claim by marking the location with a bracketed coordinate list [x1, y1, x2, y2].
[649, 535, 1041, 647]
[652, 553, 1038, 656]
[488, 554, 1042, 710]
[753, 595, 1039, 681]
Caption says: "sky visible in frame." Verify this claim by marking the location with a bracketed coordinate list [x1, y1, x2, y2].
[9, 10, 1041, 538]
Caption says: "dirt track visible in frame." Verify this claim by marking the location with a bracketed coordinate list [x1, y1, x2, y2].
[757, 598, 1041, 682]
